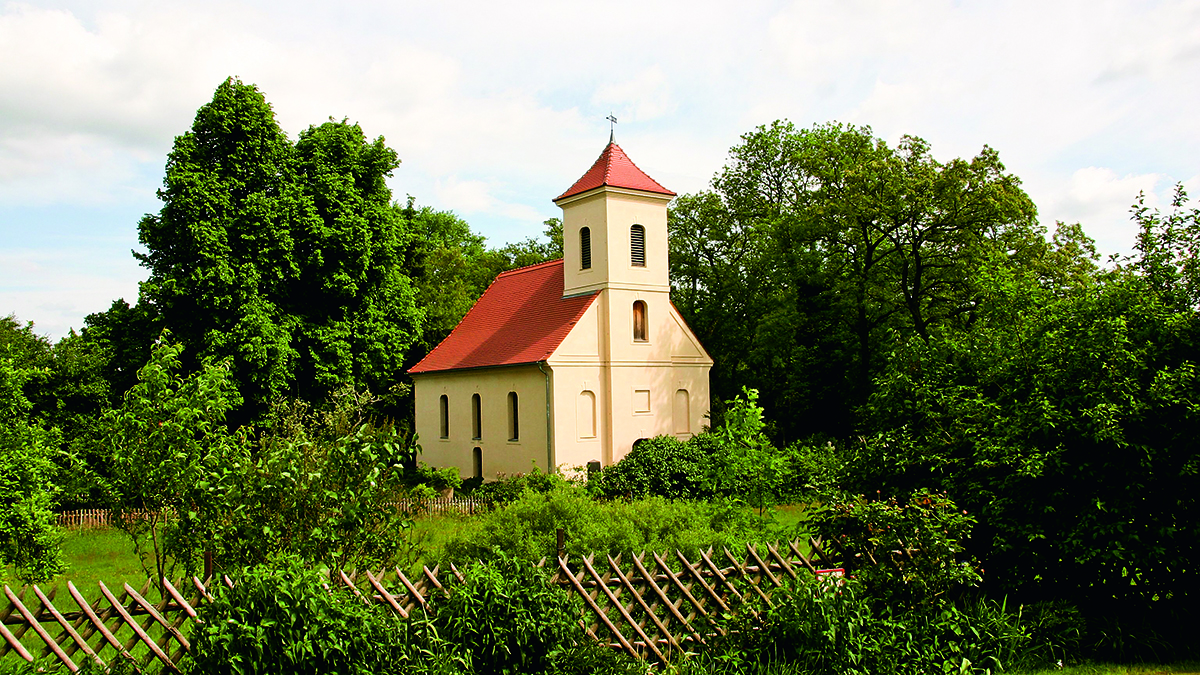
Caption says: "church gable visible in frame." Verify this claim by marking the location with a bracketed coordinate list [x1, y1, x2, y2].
[667, 304, 712, 364]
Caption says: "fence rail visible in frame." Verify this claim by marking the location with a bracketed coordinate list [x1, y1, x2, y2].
[1, 537, 841, 672]
[53, 496, 492, 529]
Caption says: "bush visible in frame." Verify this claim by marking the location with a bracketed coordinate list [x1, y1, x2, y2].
[813, 489, 981, 608]
[698, 575, 1083, 675]
[431, 554, 641, 675]
[433, 482, 767, 564]
[592, 435, 714, 500]
[187, 554, 462, 675]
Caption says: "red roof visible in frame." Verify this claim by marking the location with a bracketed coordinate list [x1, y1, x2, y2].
[408, 260, 598, 374]
[554, 142, 675, 202]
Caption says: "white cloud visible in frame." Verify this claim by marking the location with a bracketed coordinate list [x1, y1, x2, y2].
[593, 66, 676, 123]
[3, 0, 1200, 336]
[0, 247, 144, 337]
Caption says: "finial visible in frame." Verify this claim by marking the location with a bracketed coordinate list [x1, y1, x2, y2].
[606, 113, 617, 144]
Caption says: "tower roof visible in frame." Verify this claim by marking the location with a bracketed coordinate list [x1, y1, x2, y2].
[554, 142, 676, 202]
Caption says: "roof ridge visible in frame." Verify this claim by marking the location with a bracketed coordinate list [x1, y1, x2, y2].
[496, 258, 564, 278]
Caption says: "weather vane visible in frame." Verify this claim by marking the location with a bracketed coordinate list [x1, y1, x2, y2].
[606, 113, 617, 143]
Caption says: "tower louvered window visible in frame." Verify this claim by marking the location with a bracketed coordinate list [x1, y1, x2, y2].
[630, 224, 645, 267]
[580, 227, 591, 270]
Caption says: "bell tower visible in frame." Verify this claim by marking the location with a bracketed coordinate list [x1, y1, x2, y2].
[554, 142, 675, 298]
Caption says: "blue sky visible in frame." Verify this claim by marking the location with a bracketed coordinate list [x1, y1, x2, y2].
[3, 0, 1198, 339]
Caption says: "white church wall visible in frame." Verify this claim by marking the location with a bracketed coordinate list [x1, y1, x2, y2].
[412, 365, 549, 481]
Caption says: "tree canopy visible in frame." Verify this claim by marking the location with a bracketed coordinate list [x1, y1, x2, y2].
[670, 121, 1051, 440]
[136, 78, 422, 421]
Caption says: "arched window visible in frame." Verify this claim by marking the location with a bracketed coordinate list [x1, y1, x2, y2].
[439, 395, 449, 438]
[472, 447, 483, 480]
[580, 227, 591, 270]
[578, 390, 597, 439]
[507, 391, 520, 441]
[471, 393, 482, 440]
[674, 389, 690, 434]
[632, 300, 648, 342]
[630, 224, 646, 267]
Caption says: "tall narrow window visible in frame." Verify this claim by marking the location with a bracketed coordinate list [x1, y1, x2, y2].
[578, 390, 597, 439]
[580, 227, 591, 270]
[632, 300, 648, 342]
[439, 395, 449, 439]
[630, 224, 646, 267]
[471, 393, 482, 440]
[507, 392, 520, 441]
[472, 447, 482, 480]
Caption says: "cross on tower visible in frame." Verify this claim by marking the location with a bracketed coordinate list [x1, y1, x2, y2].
[606, 113, 617, 143]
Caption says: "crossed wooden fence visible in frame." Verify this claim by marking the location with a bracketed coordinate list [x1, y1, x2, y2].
[1, 537, 841, 673]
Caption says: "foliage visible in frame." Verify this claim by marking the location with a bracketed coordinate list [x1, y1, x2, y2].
[434, 481, 766, 564]
[696, 575, 1083, 675]
[464, 463, 566, 504]
[714, 387, 785, 514]
[591, 434, 715, 500]
[136, 77, 422, 422]
[405, 210, 564, 365]
[0, 347, 63, 583]
[863, 258, 1200, 631]
[813, 490, 981, 608]
[669, 121, 1048, 441]
[595, 391, 820, 507]
[431, 553, 638, 675]
[98, 333, 239, 582]
[202, 392, 423, 573]
[187, 553, 464, 675]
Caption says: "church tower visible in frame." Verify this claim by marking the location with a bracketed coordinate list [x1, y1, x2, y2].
[554, 142, 675, 297]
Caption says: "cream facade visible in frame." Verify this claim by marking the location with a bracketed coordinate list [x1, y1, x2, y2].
[410, 142, 713, 479]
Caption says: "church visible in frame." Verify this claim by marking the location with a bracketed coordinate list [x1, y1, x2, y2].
[409, 140, 713, 479]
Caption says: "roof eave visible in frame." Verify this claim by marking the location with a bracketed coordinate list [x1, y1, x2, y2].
[553, 183, 677, 206]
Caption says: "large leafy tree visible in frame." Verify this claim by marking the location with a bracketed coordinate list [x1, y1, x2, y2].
[862, 190, 1200, 641]
[136, 78, 421, 421]
[670, 121, 1043, 440]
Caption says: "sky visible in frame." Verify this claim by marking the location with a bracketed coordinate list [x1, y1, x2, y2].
[2, 0, 1198, 340]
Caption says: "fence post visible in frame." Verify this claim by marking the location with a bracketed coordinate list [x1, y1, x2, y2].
[556, 527, 565, 559]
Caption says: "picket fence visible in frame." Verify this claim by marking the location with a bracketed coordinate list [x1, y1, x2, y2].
[54, 496, 492, 529]
[0, 536, 841, 673]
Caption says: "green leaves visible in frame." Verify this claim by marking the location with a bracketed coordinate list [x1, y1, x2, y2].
[137, 78, 423, 422]
[99, 331, 239, 581]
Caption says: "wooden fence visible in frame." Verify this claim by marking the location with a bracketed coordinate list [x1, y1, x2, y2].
[0, 537, 841, 673]
[53, 496, 492, 529]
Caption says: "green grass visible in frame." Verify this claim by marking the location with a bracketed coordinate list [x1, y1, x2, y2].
[1015, 663, 1200, 675]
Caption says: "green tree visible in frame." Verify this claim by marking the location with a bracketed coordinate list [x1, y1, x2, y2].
[99, 333, 239, 581]
[863, 243, 1200, 638]
[0, 350, 63, 582]
[202, 393, 422, 573]
[136, 78, 422, 421]
[671, 121, 1044, 441]
[404, 204, 508, 355]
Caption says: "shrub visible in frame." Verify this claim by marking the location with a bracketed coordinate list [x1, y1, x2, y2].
[187, 554, 462, 675]
[433, 482, 766, 564]
[813, 489, 981, 608]
[431, 554, 641, 675]
[698, 576, 1082, 675]
[592, 435, 714, 500]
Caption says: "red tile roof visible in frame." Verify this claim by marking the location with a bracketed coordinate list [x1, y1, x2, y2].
[554, 142, 676, 202]
[408, 260, 598, 374]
